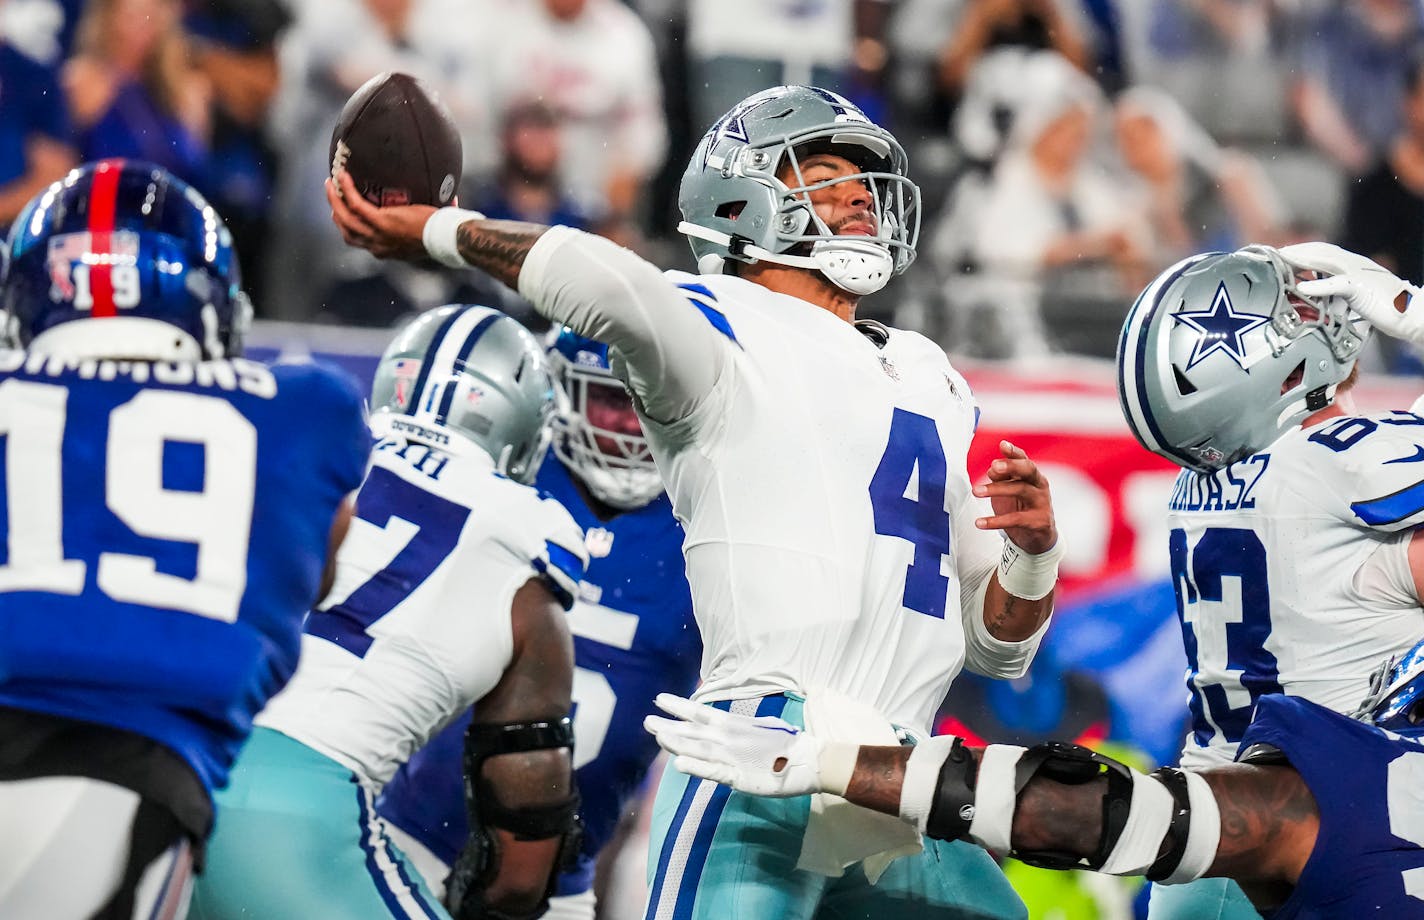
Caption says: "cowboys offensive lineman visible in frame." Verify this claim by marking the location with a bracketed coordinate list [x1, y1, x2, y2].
[1118, 244, 1424, 919]
[329, 86, 1063, 919]
[190, 305, 587, 920]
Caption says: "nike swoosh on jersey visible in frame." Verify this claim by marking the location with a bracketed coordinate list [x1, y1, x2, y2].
[1384, 445, 1424, 464]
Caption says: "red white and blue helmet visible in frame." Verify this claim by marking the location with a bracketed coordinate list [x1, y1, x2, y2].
[546, 327, 662, 510]
[2, 159, 251, 360]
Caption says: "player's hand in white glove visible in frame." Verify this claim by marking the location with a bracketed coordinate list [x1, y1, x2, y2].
[1279, 241, 1423, 344]
[643, 693, 851, 798]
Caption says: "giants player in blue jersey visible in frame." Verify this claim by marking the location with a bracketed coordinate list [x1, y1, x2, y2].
[0, 160, 369, 918]
[378, 329, 701, 920]
[191, 305, 587, 920]
[646, 635, 1424, 918]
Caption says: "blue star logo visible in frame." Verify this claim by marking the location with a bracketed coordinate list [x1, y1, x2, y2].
[1173, 281, 1268, 370]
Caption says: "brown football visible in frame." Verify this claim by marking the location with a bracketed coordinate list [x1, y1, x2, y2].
[329, 72, 462, 207]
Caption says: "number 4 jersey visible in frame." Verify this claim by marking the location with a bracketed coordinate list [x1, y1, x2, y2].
[651, 271, 1010, 734]
[0, 353, 370, 795]
[1168, 410, 1424, 769]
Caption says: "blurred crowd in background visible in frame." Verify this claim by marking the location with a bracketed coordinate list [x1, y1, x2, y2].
[3, 0, 1423, 366]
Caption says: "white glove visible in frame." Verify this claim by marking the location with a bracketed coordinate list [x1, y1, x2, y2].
[643, 693, 849, 798]
[1279, 241, 1423, 344]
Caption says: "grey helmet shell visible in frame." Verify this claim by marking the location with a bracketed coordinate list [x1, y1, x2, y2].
[371, 304, 557, 484]
[1117, 245, 1368, 472]
[677, 85, 920, 295]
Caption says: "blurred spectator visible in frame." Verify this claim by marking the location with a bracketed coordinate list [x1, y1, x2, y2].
[685, 0, 890, 133]
[1341, 53, 1424, 374]
[184, 0, 292, 308]
[1147, 0, 1272, 60]
[1290, 0, 1424, 175]
[1114, 85, 1283, 262]
[0, 0, 83, 70]
[62, 0, 210, 181]
[937, 0, 1091, 100]
[264, 0, 494, 319]
[487, 0, 665, 231]
[472, 101, 589, 230]
[0, 34, 77, 223]
[933, 53, 1146, 357]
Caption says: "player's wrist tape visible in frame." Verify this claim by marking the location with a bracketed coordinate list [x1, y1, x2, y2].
[898, 735, 962, 834]
[997, 538, 1064, 601]
[423, 207, 486, 268]
[817, 741, 859, 798]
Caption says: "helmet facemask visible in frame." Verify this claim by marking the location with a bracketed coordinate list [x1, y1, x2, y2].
[678, 87, 921, 296]
[550, 351, 662, 510]
[1119, 246, 1368, 472]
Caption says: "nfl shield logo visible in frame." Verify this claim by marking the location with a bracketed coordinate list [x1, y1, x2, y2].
[585, 528, 615, 558]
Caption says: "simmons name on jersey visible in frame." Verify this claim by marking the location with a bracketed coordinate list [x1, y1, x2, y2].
[0, 353, 369, 794]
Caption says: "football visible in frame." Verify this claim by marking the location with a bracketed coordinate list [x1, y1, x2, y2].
[329, 72, 462, 208]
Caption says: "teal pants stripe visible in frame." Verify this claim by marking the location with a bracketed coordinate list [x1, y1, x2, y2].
[643, 696, 1027, 920]
[190, 727, 447, 920]
[1148, 878, 1264, 920]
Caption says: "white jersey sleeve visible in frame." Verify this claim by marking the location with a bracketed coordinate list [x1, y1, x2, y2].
[517, 225, 732, 424]
[1299, 411, 1424, 533]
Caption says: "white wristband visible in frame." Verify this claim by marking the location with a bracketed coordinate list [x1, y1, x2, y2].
[817, 741, 859, 797]
[422, 207, 486, 268]
[898, 735, 957, 834]
[996, 538, 1064, 601]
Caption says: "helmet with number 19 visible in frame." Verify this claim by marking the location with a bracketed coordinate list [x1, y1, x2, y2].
[1, 159, 251, 361]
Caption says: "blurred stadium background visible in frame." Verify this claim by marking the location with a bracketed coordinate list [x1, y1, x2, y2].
[6, 0, 1422, 916]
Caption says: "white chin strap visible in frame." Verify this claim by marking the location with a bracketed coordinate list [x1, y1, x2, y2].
[679, 222, 894, 296]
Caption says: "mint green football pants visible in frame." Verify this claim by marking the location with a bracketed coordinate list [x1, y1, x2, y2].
[189, 727, 447, 920]
[641, 695, 1027, 920]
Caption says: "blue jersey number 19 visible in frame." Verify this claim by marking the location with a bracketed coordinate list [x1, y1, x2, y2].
[0, 378, 257, 621]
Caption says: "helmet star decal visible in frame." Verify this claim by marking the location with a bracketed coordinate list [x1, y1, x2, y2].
[1173, 281, 1269, 370]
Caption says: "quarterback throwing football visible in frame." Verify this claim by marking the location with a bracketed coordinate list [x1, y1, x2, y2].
[330, 86, 1062, 920]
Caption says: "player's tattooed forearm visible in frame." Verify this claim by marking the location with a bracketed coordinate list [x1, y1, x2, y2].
[455, 220, 549, 288]
[1205, 765, 1317, 877]
[845, 747, 912, 816]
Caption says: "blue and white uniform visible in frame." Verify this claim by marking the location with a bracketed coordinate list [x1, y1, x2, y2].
[378, 451, 700, 914]
[1238, 695, 1424, 919]
[0, 354, 368, 918]
[190, 426, 587, 920]
[0, 354, 367, 797]
[1152, 411, 1424, 920]
[512, 227, 1035, 920]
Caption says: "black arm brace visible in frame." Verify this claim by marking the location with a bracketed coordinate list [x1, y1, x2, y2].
[923, 740, 1196, 881]
[443, 717, 582, 920]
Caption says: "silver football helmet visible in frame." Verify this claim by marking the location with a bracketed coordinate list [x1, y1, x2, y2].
[678, 85, 920, 296]
[1117, 245, 1368, 472]
[546, 327, 662, 510]
[371, 304, 557, 484]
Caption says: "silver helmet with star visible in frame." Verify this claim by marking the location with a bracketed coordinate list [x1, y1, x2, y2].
[1116, 245, 1368, 472]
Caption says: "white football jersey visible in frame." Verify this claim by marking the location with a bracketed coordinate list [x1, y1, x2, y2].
[256, 432, 586, 786]
[639, 272, 1003, 733]
[1169, 410, 1424, 769]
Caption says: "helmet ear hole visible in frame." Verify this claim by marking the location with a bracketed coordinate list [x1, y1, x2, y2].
[1172, 366, 1197, 396]
[715, 201, 746, 220]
